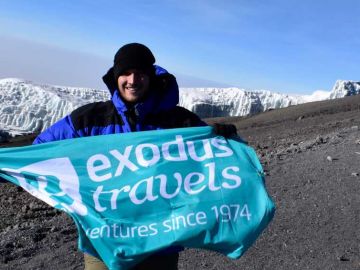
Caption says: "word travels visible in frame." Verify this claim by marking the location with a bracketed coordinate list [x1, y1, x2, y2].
[93, 162, 241, 209]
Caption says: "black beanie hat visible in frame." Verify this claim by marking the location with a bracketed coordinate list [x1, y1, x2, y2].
[113, 43, 156, 80]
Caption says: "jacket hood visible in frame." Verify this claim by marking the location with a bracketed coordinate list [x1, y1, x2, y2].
[102, 65, 180, 119]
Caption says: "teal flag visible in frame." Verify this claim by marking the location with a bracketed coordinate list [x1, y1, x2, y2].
[0, 126, 275, 270]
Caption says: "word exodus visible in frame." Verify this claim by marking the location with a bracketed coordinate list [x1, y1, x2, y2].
[87, 135, 233, 182]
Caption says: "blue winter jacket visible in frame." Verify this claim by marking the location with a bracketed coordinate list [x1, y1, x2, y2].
[33, 65, 205, 144]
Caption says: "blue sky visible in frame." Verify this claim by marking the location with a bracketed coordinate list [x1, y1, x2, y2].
[0, 0, 359, 93]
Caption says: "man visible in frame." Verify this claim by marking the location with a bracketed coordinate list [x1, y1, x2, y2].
[34, 43, 236, 269]
[33, 43, 206, 144]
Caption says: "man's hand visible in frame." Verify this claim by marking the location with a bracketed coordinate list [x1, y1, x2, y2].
[212, 123, 237, 138]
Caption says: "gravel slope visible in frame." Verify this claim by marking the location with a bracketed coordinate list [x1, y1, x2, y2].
[1, 95, 360, 270]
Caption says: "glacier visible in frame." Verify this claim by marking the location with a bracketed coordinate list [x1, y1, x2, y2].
[0, 78, 109, 138]
[0, 78, 359, 139]
[179, 88, 332, 118]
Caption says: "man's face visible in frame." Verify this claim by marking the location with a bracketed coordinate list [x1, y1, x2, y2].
[117, 69, 150, 104]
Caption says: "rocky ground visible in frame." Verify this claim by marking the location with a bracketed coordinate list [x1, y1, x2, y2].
[1, 95, 360, 270]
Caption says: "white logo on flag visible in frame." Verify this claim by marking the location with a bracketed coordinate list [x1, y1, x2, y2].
[3, 158, 88, 216]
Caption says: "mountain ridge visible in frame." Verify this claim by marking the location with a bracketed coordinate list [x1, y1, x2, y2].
[0, 78, 359, 138]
